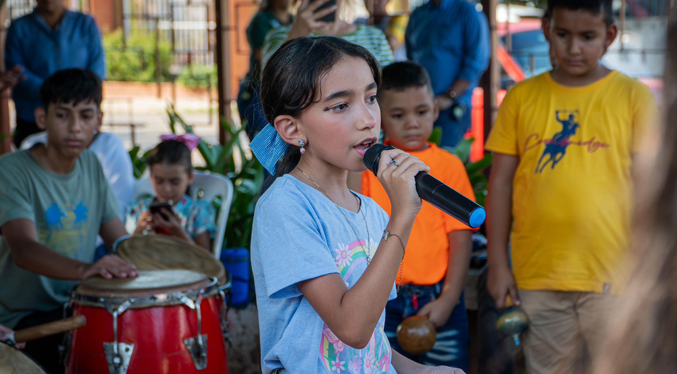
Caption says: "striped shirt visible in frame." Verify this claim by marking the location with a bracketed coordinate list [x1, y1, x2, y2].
[261, 24, 395, 69]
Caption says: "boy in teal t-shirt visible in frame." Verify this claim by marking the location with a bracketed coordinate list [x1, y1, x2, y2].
[0, 69, 138, 373]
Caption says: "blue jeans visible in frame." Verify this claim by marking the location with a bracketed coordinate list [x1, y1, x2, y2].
[385, 283, 470, 371]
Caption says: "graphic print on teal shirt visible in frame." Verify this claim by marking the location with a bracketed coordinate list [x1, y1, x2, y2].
[40, 201, 89, 255]
[320, 238, 392, 373]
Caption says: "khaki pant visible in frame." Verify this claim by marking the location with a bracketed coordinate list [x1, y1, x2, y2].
[518, 290, 619, 374]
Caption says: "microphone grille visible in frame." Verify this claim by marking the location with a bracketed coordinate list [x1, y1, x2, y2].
[363, 143, 395, 175]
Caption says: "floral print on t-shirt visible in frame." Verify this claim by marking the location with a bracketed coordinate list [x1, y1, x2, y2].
[319, 239, 392, 373]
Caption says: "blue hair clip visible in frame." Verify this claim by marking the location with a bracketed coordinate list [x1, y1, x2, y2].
[250, 123, 290, 175]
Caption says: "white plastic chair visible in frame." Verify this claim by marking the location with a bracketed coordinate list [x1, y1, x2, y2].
[133, 171, 234, 258]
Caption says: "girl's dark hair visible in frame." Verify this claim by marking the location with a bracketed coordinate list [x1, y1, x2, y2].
[146, 140, 193, 173]
[260, 36, 382, 175]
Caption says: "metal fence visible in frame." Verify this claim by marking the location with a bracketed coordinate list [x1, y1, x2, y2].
[123, 0, 216, 67]
[6, 0, 35, 20]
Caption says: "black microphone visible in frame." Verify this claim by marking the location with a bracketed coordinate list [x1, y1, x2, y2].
[363, 144, 486, 229]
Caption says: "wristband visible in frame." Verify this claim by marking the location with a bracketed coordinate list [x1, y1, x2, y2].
[112, 235, 131, 254]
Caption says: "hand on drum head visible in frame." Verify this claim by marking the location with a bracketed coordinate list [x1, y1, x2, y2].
[0, 324, 24, 349]
[81, 255, 138, 280]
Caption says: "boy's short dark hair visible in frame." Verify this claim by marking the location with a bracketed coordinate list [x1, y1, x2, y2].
[40, 69, 103, 110]
[546, 0, 613, 26]
[378, 61, 433, 99]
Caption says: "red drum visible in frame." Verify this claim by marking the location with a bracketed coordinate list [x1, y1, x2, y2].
[66, 270, 229, 374]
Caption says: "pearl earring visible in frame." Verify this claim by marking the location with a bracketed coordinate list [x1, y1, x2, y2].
[299, 139, 306, 155]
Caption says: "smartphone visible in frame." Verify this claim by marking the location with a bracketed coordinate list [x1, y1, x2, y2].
[149, 201, 174, 217]
[311, 0, 336, 23]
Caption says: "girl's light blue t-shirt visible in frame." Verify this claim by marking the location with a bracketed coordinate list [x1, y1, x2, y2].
[251, 174, 398, 374]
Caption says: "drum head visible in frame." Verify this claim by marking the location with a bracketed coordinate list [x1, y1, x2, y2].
[0, 342, 47, 374]
[77, 270, 211, 297]
[116, 235, 229, 286]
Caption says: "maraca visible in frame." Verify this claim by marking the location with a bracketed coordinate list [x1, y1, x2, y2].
[496, 295, 529, 346]
[396, 316, 436, 355]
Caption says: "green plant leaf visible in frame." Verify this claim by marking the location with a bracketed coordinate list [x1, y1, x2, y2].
[469, 173, 487, 187]
[104, 29, 173, 83]
[129, 145, 151, 179]
[466, 154, 494, 175]
[446, 138, 474, 164]
[428, 127, 442, 146]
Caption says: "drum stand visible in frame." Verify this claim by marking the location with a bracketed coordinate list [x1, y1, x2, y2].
[181, 294, 208, 370]
[219, 288, 232, 344]
[102, 300, 134, 374]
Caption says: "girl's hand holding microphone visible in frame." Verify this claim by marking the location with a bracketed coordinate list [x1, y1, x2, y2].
[287, 0, 337, 39]
[376, 148, 430, 221]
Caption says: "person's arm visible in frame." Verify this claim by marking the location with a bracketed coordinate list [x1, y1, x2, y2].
[437, 79, 472, 111]
[85, 16, 106, 80]
[2, 219, 137, 280]
[299, 209, 414, 348]
[285, 0, 336, 41]
[437, 6, 490, 108]
[457, 9, 490, 89]
[0, 324, 25, 349]
[193, 232, 211, 252]
[486, 153, 520, 308]
[99, 217, 130, 249]
[392, 349, 464, 373]
[416, 230, 472, 327]
[0, 66, 26, 91]
[298, 149, 428, 349]
[5, 23, 44, 100]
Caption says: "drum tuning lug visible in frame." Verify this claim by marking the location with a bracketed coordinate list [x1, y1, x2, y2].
[184, 335, 208, 370]
[103, 342, 134, 374]
[179, 295, 196, 309]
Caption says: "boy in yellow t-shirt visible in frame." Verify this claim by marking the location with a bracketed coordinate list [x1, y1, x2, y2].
[485, 0, 657, 373]
[360, 62, 476, 370]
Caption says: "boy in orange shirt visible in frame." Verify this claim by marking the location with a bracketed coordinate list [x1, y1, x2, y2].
[361, 61, 476, 370]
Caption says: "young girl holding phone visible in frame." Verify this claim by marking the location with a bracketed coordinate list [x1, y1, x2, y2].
[125, 135, 216, 251]
[250, 36, 463, 374]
